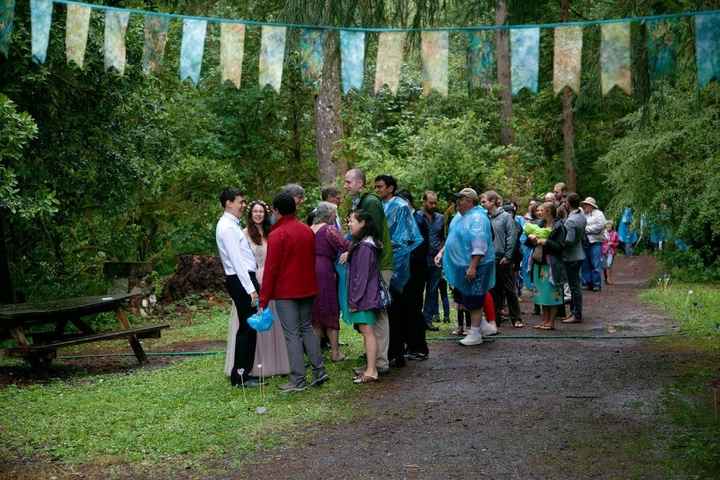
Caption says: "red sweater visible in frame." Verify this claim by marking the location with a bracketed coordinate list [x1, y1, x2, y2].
[260, 215, 318, 308]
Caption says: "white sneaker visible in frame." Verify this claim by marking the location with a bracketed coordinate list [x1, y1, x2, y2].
[480, 319, 498, 336]
[459, 332, 483, 346]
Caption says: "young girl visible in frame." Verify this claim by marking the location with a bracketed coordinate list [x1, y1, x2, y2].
[338, 210, 384, 384]
[602, 220, 619, 285]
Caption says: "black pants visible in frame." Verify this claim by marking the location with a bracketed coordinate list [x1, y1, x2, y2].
[226, 272, 259, 386]
[388, 285, 409, 363]
[405, 259, 429, 356]
[565, 260, 583, 320]
[490, 260, 521, 322]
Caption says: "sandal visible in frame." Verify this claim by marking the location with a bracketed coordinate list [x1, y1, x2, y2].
[331, 354, 347, 363]
[353, 373, 379, 384]
[533, 324, 554, 330]
[511, 320, 524, 328]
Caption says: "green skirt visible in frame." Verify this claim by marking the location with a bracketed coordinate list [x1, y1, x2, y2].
[533, 263, 563, 306]
[336, 262, 377, 325]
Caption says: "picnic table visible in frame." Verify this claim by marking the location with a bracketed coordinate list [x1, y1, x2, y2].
[0, 293, 169, 368]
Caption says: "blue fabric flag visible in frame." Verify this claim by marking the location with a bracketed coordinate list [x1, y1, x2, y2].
[466, 30, 495, 91]
[383, 196, 422, 292]
[340, 30, 364, 94]
[179, 19, 207, 86]
[695, 13, 720, 88]
[646, 20, 677, 83]
[510, 28, 540, 95]
[0, 0, 15, 58]
[443, 207, 496, 297]
[31, 0, 52, 64]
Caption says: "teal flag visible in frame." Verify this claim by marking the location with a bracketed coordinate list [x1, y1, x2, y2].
[300, 28, 324, 88]
[0, 0, 14, 58]
[340, 30, 364, 94]
[695, 13, 720, 88]
[180, 19, 207, 85]
[104, 11, 130, 74]
[466, 30, 494, 91]
[31, 0, 52, 64]
[510, 28, 539, 95]
[259, 26, 286, 92]
[646, 20, 677, 83]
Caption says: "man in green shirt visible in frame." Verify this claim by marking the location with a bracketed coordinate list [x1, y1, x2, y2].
[344, 168, 393, 373]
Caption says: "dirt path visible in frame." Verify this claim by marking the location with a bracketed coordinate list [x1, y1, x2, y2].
[235, 255, 687, 479]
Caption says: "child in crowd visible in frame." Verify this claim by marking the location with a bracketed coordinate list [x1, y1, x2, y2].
[602, 220, 619, 285]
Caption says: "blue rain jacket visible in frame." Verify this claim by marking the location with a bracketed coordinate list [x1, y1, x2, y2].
[383, 196, 423, 291]
[443, 206, 496, 296]
[618, 208, 639, 245]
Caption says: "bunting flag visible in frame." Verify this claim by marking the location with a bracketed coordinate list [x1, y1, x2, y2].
[466, 30, 494, 91]
[300, 28, 324, 88]
[31, 0, 52, 64]
[695, 14, 720, 88]
[179, 19, 206, 85]
[65, 4, 90, 67]
[103, 11, 129, 74]
[142, 15, 170, 75]
[375, 32, 405, 94]
[601, 23, 632, 95]
[340, 30, 365, 94]
[553, 26, 582, 95]
[0, 0, 14, 58]
[510, 28, 540, 95]
[259, 26, 286, 92]
[646, 20, 677, 83]
[421, 31, 448, 96]
[220, 23, 245, 88]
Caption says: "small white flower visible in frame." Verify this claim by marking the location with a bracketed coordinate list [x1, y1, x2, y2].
[688, 290, 694, 295]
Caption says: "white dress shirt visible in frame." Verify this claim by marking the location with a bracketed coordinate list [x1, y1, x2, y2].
[216, 212, 257, 294]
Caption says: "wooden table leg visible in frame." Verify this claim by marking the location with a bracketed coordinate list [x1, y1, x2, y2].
[116, 308, 147, 364]
[9, 327, 30, 346]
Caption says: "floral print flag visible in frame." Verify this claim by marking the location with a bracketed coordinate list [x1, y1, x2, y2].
[466, 30, 494, 91]
[31, 0, 52, 64]
[646, 20, 677, 83]
[66, 4, 91, 67]
[340, 30, 365, 94]
[179, 19, 207, 85]
[259, 26, 286, 92]
[104, 10, 130, 74]
[601, 23, 632, 95]
[375, 32, 405, 94]
[0, 0, 15, 58]
[510, 28, 540, 95]
[695, 13, 720, 89]
[421, 31, 448, 96]
[142, 15, 170, 75]
[220, 23, 245, 88]
[300, 28, 324, 88]
[553, 26, 582, 95]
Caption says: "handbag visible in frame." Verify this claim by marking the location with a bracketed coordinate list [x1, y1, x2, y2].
[248, 308, 273, 332]
[532, 245, 544, 263]
[379, 276, 392, 308]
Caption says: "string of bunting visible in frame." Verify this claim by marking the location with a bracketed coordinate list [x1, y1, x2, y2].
[3, 0, 720, 94]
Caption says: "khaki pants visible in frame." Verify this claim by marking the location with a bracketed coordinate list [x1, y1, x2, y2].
[374, 270, 393, 369]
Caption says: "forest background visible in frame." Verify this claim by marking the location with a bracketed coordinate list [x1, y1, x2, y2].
[1, 0, 720, 302]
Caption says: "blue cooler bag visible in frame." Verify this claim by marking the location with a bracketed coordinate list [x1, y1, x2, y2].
[248, 308, 273, 332]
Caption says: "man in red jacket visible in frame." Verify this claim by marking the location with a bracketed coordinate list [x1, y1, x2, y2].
[260, 192, 328, 393]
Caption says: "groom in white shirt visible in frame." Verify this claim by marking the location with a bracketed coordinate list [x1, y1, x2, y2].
[216, 188, 261, 388]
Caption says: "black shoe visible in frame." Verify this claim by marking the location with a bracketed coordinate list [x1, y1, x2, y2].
[310, 373, 329, 387]
[406, 352, 429, 361]
[235, 378, 263, 388]
[389, 357, 406, 368]
[427, 324, 440, 332]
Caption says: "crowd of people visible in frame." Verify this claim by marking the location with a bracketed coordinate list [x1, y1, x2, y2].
[215, 171, 620, 392]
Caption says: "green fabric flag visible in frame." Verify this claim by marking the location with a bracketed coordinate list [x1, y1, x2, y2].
[142, 15, 170, 75]
[374, 32, 405, 94]
[65, 4, 91, 67]
[259, 26, 286, 92]
[0, 0, 14, 58]
[220, 23, 245, 88]
[646, 20, 677, 83]
[104, 10, 130, 74]
[300, 28, 324, 89]
[695, 14, 720, 89]
[421, 31, 448, 97]
[466, 30, 494, 91]
[553, 26, 583, 95]
[601, 23, 632, 95]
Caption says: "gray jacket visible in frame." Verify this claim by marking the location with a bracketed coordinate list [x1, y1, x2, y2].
[563, 209, 587, 262]
[490, 209, 517, 261]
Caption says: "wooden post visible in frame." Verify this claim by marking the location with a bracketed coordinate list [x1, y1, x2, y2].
[116, 308, 147, 364]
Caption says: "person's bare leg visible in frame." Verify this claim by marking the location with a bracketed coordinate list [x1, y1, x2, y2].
[606, 267, 613, 285]
[470, 308, 483, 328]
[313, 326, 324, 342]
[547, 306, 557, 329]
[359, 324, 377, 378]
[327, 328, 343, 361]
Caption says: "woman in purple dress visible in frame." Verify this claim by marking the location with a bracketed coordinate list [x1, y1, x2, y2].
[311, 202, 349, 362]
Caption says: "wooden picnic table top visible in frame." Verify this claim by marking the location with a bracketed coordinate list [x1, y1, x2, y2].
[0, 293, 137, 325]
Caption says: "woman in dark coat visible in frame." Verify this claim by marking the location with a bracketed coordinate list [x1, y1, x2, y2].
[526, 202, 567, 330]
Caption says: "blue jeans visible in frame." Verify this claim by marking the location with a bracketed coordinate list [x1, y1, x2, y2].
[423, 265, 443, 324]
[582, 243, 603, 289]
[439, 278, 450, 320]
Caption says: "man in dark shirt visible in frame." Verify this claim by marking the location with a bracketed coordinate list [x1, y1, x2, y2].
[415, 191, 445, 331]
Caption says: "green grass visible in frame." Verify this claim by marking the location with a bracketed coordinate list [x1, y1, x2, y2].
[0, 305, 368, 470]
[641, 281, 720, 341]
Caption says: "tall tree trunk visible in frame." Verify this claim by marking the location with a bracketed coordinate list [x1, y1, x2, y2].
[315, 32, 345, 185]
[0, 208, 14, 304]
[495, 0, 514, 145]
[561, 0, 577, 192]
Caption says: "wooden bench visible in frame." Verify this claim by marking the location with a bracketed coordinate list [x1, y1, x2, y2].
[0, 294, 170, 368]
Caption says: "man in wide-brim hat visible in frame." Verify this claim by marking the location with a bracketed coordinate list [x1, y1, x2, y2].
[580, 197, 607, 292]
